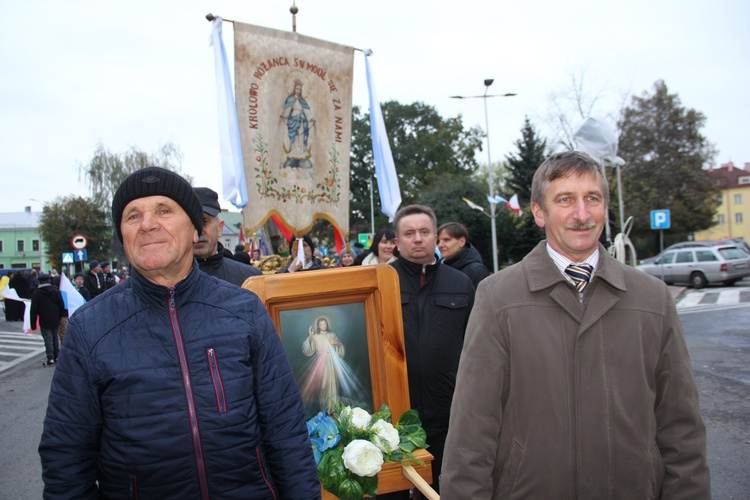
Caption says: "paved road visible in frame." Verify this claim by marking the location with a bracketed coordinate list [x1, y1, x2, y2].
[1, 299, 748, 497]
[0, 325, 45, 373]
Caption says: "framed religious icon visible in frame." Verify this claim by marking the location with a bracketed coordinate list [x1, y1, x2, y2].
[242, 264, 411, 420]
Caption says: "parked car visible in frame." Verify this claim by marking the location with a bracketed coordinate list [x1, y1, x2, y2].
[638, 241, 718, 266]
[636, 244, 750, 288]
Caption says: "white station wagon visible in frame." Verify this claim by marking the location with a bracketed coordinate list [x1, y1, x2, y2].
[636, 244, 750, 289]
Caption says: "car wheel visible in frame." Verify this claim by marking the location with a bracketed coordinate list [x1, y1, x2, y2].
[723, 279, 739, 286]
[690, 272, 707, 289]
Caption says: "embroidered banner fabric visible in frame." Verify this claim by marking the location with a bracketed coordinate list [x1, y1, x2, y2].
[233, 22, 354, 238]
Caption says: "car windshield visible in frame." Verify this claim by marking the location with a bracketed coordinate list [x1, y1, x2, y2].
[718, 247, 747, 260]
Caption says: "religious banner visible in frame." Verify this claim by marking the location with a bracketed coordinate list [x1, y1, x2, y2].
[234, 22, 354, 240]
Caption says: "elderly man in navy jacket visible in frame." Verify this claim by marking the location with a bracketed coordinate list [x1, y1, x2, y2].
[39, 167, 320, 499]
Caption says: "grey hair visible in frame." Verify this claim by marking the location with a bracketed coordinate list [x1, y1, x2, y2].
[531, 151, 609, 209]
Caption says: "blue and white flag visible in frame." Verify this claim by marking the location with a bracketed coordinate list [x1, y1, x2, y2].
[59, 273, 86, 317]
[210, 18, 247, 209]
[488, 195, 508, 205]
[365, 50, 401, 221]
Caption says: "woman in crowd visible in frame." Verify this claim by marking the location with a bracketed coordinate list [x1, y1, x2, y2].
[355, 228, 397, 266]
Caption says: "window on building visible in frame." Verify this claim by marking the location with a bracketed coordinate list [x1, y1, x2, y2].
[734, 194, 742, 204]
[717, 195, 723, 205]
[0, 240, 3, 252]
[17, 240, 24, 252]
[717, 214, 725, 225]
[33, 239, 40, 252]
[739, 176, 750, 185]
[736, 213, 743, 224]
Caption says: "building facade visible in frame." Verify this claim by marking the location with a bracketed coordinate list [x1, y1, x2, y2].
[0, 207, 50, 270]
[694, 161, 750, 242]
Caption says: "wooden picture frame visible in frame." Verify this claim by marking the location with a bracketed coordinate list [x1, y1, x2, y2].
[243, 264, 411, 420]
[243, 264, 434, 497]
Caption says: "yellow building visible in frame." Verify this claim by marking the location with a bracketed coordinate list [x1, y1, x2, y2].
[694, 161, 750, 242]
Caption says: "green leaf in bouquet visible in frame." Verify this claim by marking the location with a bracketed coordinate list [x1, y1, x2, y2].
[370, 403, 392, 424]
[361, 474, 379, 497]
[338, 477, 364, 500]
[317, 448, 348, 492]
[396, 409, 423, 433]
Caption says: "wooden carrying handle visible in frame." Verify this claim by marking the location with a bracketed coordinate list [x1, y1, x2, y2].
[402, 464, 440, 500]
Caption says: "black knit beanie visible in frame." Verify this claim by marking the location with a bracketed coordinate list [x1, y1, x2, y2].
[111, 167, 204, 243]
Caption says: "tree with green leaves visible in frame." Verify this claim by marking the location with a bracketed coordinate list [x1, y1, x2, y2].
[349, 102, 484, 234]
[38, 196, 110, 272]
[418, 173, 495, 265]
[501, 117, 547, 263]
[617, 80, 719, 256]
[77, 141, 192, 261]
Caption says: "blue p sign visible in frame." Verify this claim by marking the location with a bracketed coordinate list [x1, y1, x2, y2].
[651, 209, 671, 230]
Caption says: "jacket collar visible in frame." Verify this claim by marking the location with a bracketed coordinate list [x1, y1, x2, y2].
[524, 240, 627, 294]
[130, 259, 202, 308]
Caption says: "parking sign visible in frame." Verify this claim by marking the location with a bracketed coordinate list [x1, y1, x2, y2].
[650, 209, 671, 230]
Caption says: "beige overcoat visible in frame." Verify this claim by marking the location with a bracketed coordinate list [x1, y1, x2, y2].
[441, 241, 710, 499]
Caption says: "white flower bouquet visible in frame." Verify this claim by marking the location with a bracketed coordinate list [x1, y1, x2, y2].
[307, 401, 427, 499]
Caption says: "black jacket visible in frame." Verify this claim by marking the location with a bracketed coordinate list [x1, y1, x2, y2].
[197, 243, 262, 287]
[442, 243, 492, 289]
[39, 263, 319, 499]
[30, 283, 66, 330]
[390, 257, 475, 436]
[83, 270, 102, 299]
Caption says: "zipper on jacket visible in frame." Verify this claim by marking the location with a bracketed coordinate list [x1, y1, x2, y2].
[129, 475, 138, 500]
[255, 447, 278, 500]
[169, 287, 210, 500]
[207, 348, 227, 413]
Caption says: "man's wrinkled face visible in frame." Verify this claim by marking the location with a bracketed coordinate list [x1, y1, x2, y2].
[193, 212, 224, 260]
[531, 172, 606, 262]
[120, 195, 198, 285]
[395, 213, 437, 265]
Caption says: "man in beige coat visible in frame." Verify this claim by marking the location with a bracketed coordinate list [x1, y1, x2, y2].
[441, 151, 709, 498]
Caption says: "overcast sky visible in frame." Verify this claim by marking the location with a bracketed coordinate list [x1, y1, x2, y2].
[2, 0, 748, 215]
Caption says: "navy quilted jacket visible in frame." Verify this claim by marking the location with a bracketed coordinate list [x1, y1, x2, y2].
[39, 263, 320, 499]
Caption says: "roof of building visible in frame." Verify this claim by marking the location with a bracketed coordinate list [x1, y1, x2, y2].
[0, 210, 41, 230]
[709, 162, 750, 190]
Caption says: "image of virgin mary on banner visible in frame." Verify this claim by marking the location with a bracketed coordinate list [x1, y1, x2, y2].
[234, 22, 354, 239]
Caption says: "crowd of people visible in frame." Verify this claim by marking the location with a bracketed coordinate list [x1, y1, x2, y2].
[27, 153, 708, 498]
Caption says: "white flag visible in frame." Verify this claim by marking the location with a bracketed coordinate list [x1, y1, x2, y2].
[210, 18, 247, 209]
[365, 50, 402, 221]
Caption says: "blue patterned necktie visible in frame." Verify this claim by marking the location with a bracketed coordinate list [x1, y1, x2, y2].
[565, 263, 593, 292]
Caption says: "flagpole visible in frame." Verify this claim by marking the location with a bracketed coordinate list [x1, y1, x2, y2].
[451, 81, 517, 273]
[482, 80, 500, 273]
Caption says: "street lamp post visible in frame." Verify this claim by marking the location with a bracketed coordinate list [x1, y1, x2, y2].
[451, 80, 516, 273]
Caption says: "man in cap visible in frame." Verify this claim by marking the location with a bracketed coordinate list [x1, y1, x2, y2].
[83, 260, 102, 299]
[30, 273, 66, 366]
[99, 261, 117, 291]
[39, 167, 319, 498]
[193, 187, 261, 286]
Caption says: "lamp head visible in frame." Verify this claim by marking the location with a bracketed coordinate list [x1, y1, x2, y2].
[484, 78, 494, 87]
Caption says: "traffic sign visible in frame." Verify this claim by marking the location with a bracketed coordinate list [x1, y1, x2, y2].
[71, 234, 88, 250]
[74, 249, 88, 262]
[62, 252, 74, 264]
[358, 233, 374, 249]
[650, 210, 671, 230]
